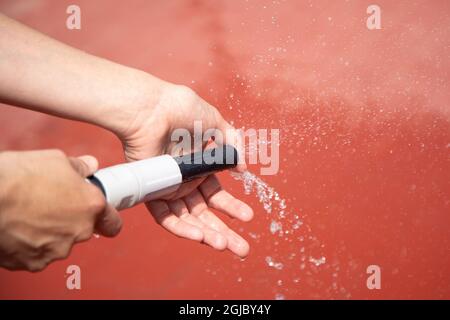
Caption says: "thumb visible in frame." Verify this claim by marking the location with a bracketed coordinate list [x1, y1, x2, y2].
[217, 121, 246, 173]
[95, 204, 123, 237]
[200, 99, 246, 172]
[69, 155, 99, 177]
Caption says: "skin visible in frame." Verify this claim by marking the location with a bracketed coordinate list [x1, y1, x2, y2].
[0, 150, 121, 271]
[0, 13, 253, 271]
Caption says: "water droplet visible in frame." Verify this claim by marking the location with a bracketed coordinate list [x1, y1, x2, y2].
[248, 232, 259, 239]
[275, 293, 285, 300]
[270, 220, 282, 234]
[265, 256, 284, 270]
[292, 220, 303, 229]
[309, 256, 326, 267]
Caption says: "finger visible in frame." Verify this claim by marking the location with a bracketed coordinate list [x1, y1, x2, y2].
[199, 175, 254, 221]
[146, 200, 203, 242]
[184, 190, 250, 257]
[199, 98, 246, 172]
[68, 155, 98, 177]
[221, 126, 246, 172]
[94, 204, 122, 237]
[183, 189, 209, 217]
[224, 228, 250, 258]
[49, 238, 73, 261]
[168, 199, 227, 250]
[163, 177, 205, 200]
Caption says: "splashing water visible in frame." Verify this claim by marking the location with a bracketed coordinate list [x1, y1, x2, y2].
[231, 171, 305, 234]
[309, 256, 326, 267]
[270, 220, 283, 234]
[275, 293, 285, 300]
[231, 170, 328, 299]
[231, 171, 279, 214]
[265, 256, 284, 270]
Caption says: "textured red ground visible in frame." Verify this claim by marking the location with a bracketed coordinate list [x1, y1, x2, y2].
[0, 0, 449, 299]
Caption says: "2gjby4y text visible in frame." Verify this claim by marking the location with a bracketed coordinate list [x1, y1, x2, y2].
[179, 304, 271, 317]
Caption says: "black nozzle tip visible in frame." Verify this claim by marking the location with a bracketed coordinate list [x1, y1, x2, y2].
[174, 145, 238, 182]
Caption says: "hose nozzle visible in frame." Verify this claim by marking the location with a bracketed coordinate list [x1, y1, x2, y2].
[88, 145, 238, 210]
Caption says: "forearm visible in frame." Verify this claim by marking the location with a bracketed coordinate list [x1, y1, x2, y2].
[0, 13, 163, 135]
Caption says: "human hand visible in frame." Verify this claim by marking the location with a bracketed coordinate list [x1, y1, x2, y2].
[0, 14, 253, 257]
[110, 81, 254, 258]
[0, 149, 121, 272]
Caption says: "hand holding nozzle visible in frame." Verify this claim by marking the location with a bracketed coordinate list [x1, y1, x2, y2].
[88, 144, 253, 257]
[0, 12, 254, 271]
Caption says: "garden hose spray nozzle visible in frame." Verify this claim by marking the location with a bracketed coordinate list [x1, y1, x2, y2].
[88, 145, 238, 210]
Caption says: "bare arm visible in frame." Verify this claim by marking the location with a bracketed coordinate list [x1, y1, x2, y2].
[0, 13, 253, 259]
[0, 13, 161, 134]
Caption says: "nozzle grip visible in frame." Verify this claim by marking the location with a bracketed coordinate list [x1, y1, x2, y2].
[88, 145, 238, 210]
[175, 145, 238, 182]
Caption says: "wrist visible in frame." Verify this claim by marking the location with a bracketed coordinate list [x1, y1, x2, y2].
[0, 152, 18, 219]
[93, 69, 167, 139]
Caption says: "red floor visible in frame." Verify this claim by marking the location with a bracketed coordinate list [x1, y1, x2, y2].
[0, 0, 449, 299]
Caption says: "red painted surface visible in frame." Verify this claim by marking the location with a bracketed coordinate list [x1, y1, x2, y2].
[0, 0, 449, 299]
